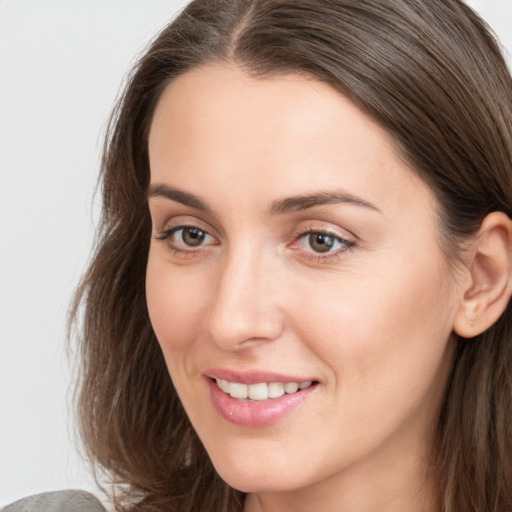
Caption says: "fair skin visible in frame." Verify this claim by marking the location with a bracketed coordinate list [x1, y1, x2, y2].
[145, 65, 512, 512]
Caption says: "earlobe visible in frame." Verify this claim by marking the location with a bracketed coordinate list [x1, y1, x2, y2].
[453, 212, 512, 339]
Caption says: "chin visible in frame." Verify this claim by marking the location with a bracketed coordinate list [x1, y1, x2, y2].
[217, 470, 300, 494]
[207, 450, 313, 493]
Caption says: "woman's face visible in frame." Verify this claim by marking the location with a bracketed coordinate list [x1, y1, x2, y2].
[146, 65, 461, 507]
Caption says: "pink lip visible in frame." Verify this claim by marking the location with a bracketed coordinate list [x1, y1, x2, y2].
[204, 369, 318, 427]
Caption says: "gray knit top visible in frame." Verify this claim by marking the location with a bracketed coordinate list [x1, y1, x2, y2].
[3, 490, 106, 512]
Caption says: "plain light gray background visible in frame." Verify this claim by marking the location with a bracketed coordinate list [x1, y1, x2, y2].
[0, 0, 511, 506]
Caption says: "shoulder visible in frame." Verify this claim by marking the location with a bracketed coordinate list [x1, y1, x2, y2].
[3, 490, 106, 512]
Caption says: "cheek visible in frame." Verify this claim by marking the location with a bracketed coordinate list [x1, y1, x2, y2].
[145, 252, 208, 356]
[293, 252, 455, 401]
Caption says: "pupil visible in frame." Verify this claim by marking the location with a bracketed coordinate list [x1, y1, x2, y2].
[310, 233, 334, 253]
[183, 228, 205, 246]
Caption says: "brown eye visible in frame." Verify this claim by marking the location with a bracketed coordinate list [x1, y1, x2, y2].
[156, 225, 216, 254]
[307, 233, 336, 253]
[181, 227, 206, 246]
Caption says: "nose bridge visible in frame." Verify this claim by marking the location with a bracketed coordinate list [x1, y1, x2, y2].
[206, 241, 283, 349]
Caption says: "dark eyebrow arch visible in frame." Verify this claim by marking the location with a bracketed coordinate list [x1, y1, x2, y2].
[147, 184, 380, 216]
[147, 183, 210, 212]
[269, 190, 381, 215]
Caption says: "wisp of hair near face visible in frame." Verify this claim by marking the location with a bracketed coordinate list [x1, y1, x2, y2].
[70, 1, 512, 511]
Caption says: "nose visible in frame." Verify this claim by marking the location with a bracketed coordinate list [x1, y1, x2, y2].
[205, 247, 285, 351]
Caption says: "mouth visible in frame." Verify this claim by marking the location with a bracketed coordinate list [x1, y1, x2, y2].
[205, 371, 318, 427]
[214, 378, 315, 401]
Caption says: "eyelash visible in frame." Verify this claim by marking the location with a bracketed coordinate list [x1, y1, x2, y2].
[155, 224, 356, 261]
[291, 228, 356, 262]
[155, 225, 216, 256]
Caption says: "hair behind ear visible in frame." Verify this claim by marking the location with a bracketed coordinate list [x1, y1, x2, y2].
[437, 300, 512, 511]
[437, 211, 512, 511]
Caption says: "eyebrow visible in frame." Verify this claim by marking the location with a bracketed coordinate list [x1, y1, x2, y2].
[147, 183, 210, 211]
[268, 191, 381, 215]
[147, 183, 381, 215]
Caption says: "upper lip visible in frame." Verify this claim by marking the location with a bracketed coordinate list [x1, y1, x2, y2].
[204, 368, 316, 385]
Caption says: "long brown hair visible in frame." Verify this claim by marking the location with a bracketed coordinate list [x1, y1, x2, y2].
[71, 1, 512, 510]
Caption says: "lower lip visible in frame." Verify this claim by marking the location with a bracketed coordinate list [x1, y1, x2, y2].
[207, 379, 316, 427]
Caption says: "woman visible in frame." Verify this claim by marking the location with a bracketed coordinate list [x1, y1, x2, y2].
[6, 0, 512, 511]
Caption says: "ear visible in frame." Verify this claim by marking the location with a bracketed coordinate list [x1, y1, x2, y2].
[453, 212, 512, 338]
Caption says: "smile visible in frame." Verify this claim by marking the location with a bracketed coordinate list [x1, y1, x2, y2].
[207, 374, 318, 427]
[215, 379, 313, 401]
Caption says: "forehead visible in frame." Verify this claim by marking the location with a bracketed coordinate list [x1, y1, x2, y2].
[148, 64, 436, 222]
[149, 65, 387, 166]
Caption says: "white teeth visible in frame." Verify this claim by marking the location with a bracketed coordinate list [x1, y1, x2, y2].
[216, 379, 313, 400]
[248, 383, 268, 400]
[229, 382, 248, 399]
[268, 382, 285, 398]
[284, 382, 299, 393]
[218, 379, 230, 393]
